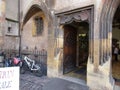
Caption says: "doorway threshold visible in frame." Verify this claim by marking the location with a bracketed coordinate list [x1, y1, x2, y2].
[58, 75, 86, 86]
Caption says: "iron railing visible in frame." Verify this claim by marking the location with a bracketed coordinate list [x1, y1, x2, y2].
[0, 48, 47, 75]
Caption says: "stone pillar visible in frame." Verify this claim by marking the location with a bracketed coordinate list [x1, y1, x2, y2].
[0, 0, 5, 49]
[87, 2, 102, 88]
[47, 10, 59, 77]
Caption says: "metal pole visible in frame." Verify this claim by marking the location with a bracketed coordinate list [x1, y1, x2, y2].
[18, 0, 21, 57]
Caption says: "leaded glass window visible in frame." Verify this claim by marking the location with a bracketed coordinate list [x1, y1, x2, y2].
[34, 17, 44, 35]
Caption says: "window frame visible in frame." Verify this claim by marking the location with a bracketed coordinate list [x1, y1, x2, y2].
[34, 16, 44, 36]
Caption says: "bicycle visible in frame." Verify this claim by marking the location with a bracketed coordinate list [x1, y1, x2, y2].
[21, 56, 43, 77]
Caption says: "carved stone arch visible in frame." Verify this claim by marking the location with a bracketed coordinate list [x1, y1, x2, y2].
[21, 1, 56, 77]
[59, 10, 90, 25]
[22, 0, 52, 27]
[109, 0, 120, 21]
[107, 0, 120, 57]
[99, 0, 120, 65]
[99, 0, 112, 65]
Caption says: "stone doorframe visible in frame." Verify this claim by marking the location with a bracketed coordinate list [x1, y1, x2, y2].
[54, 6, 94, 76]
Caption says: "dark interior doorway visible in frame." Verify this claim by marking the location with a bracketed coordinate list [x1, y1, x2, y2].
[112, 4, 120, 85]
[63, 21, 89, 81]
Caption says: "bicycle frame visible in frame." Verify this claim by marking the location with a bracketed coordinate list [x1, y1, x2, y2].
[24, 56, 40, 71]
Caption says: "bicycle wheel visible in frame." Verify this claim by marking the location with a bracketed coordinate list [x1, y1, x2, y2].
[34, 64, 43, 77]
[19, 61, 27, 74]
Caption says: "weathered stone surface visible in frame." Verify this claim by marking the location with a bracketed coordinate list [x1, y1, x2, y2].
[20, 73, 89, 90]
[1, 0, 120, 90]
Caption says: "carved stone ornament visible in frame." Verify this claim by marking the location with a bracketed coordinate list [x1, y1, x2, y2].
[59, 10, 90, 25]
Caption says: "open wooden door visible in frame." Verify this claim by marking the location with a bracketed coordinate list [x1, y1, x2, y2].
[63, 25, 77, 74]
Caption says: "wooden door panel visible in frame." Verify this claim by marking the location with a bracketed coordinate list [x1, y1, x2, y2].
[63, 25, 77, 74]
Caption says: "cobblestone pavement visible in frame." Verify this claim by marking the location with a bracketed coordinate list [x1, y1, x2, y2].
[20, 73, 51, 90]
[20, 73, 89, 90]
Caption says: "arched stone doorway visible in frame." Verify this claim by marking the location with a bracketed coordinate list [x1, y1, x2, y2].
[62, 21, 89, 81]
[98, 0, 120, 89]
[55, 6, 94, 82]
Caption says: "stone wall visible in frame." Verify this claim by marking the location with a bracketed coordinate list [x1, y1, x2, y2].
[6, 0, 18, 20]
[0, 0, 5, 48]
[3, 0, 19, 50]
[54, 0, 94, 13]
[20, 0, 120, 90]
[21, 12, 48, 51]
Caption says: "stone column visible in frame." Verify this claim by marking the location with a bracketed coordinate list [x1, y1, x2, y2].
[47, 10, 59, 77]
[0, 0, 5, 49]
[87, 2, 101, 88]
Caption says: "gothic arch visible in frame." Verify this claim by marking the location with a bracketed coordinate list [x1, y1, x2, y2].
[99, 0, 120, 65]
[21, 1, 56, 77]
[22, 0, 52, 27]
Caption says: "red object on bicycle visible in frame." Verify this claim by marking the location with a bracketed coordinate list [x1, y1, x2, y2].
[13, 57, 20, 65]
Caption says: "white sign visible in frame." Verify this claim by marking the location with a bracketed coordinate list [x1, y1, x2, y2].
[0, 67, 19, 90]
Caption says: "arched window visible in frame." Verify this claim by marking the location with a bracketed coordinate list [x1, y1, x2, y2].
[34, 17, 44, 36]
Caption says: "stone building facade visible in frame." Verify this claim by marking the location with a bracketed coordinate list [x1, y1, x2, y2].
[0, 0, 19, 50]
[0, 0, 120, 90]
